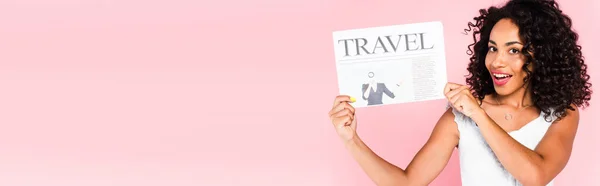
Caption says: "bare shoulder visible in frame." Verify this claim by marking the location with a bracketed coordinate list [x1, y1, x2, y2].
[554, 104, 580, 123]
[535, 104, 580, 154]
[547, 104, 580, 133]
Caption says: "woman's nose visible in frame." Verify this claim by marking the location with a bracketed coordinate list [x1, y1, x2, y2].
[491, 53, 507, 68]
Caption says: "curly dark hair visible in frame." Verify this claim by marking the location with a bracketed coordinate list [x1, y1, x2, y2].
[463, 0, 592, 121]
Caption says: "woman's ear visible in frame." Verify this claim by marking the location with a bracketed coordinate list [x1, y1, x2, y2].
[527, 61, 534, 71]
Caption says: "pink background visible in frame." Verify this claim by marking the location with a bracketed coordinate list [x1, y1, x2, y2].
[0, 0, 598, 185]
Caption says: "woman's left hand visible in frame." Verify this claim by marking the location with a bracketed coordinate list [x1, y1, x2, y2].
[444, 82, 483, 117]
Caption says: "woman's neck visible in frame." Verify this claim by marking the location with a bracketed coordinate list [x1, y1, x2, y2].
[495, 85, 534, 108]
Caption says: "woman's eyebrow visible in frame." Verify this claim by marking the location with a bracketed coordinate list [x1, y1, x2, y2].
[489, 40, 522, 46]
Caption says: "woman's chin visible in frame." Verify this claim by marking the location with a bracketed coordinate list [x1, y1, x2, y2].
[493, 87, 509, 96]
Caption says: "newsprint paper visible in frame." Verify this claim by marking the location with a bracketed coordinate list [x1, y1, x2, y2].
[332, 21, 448, 108]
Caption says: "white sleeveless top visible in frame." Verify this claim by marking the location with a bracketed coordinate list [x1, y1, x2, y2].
[450, 106, 557, 186]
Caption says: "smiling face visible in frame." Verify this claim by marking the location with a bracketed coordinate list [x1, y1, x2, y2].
[485, 18, 533, 96]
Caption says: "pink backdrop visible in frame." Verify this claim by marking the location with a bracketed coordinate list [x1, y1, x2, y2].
[0, 0, 597, 185]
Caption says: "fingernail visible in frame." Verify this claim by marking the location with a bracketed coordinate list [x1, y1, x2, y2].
[350, 97, 356, 103]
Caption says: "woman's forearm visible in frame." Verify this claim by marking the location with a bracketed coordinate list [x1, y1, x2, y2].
[345, 136, 409, 186]
[470, 110, 546, 185]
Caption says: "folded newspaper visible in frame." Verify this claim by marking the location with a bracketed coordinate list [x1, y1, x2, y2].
[332, 21, 448, 108]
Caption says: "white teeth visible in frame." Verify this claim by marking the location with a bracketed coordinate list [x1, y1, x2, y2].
[493, 73, 511, 78]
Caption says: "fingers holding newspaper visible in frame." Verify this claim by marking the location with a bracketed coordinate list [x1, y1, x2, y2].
[328, 95, 358, 142]
[443, 82, 483, 118]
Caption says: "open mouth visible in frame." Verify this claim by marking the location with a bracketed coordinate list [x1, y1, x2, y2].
[493, 73, 512, 80]
[492, 73, 512, 86]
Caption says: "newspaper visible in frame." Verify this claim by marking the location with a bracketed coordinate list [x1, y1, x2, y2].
[332, 21, 448, 108]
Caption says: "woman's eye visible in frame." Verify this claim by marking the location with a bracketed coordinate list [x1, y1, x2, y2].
[509, 48, 520, 54]
[488, 47, 497, 52]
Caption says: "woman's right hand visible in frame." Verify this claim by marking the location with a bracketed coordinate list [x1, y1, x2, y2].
[328, 95, 358, 142]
